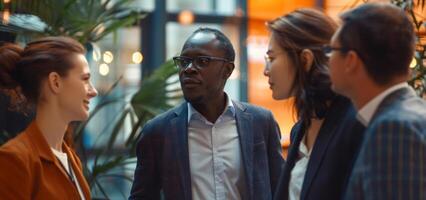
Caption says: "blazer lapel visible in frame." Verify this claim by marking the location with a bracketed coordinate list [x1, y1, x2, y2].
[371, 87, 415, 122]
[233, 101, 254, 200]
[300, 128, 335, 200]
[27, 122, 89, 198]
[300, 97, 348, 200]
[278, 122, 304, 200]
[63, 144, 91, 200]
[171, 103, 192, 200]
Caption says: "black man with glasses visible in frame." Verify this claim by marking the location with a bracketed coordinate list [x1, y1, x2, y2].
[129, 27, 284, 200]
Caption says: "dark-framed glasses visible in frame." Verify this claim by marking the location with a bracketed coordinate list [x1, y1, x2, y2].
[322, 45, 350, 57]
[173, 55, 232, 70]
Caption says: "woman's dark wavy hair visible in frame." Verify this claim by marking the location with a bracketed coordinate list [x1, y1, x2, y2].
[266, 8, 337, 130]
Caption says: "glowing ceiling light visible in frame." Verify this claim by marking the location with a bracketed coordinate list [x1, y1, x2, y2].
[99, 63, 110, 76]
[178, 10, 194, 25]
[132, 51, 143, 64]
[103, 51, 114, 64]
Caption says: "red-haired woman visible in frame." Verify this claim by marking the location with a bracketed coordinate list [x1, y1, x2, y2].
[0, 37, 97, 199]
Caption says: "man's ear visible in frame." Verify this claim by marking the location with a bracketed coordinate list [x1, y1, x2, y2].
[344, 50, 362, 74]
[300, 49, 314, 72]
[47, 72, 62, 94]
[223, 62, 235, 79]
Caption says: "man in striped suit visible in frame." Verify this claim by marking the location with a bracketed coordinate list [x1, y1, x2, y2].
[327, 3, 426, 200]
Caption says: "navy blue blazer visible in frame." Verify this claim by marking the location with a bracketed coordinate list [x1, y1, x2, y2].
[345, 87, 426, 200]
[274, 96, 365, 200]
[129, 101, 284, 200]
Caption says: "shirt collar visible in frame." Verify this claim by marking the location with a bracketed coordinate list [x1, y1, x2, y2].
[26, 121, 74, 163]
[187, 93, 235, 123]
[357, 82, 409, 126]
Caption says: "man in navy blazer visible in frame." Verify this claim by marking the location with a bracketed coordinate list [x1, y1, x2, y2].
[129, 27, 284, 200]
[328, 3, 426, 199]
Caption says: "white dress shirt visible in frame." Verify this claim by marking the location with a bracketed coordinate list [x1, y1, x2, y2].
[358, 82, 410, 126]
[288, 136, 311, 200]
[51, 148, 85, 200]
[187, 96, 246, 200]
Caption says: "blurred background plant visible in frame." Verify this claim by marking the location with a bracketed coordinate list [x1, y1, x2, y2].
[73, 60, 180, 198]
[0, 0, 143, 44]
[392, 0, 426, 97]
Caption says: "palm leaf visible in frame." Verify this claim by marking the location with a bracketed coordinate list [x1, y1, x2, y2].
[131, 60, 180, 119]
[106, 107, 131, 148]
[5, 0, 144, 44]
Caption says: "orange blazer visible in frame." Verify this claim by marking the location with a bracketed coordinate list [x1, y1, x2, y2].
[0, 121, 91, 200]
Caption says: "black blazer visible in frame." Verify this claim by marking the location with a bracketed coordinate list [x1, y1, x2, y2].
[274, 96, 365, 200]
[129, 101, 284, 200]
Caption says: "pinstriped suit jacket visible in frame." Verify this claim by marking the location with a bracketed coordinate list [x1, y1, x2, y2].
[344, 87, 426, 200]
[129, 101, 284, 200]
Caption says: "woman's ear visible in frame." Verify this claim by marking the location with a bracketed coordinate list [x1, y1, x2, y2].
[47, 72, 62, 94]
[300, 49, 314, 72]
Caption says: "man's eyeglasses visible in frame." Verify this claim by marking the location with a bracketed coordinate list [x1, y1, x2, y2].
[173, 56, 232, 70]
[322, 45, 350, 57]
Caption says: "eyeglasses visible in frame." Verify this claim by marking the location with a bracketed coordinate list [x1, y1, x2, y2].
[264, 52, 288, 70]
[322, 45, 350, 57]
[264, 54, 274, 70]
[173, 56, 231, 70]
[264, 54, 273, 64]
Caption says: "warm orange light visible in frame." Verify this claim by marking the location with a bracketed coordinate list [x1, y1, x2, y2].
[410, 57, 417, 69]
[178, 10, 194, 25]
[2, 10, 10, 24]
[4, 0, 11, 3]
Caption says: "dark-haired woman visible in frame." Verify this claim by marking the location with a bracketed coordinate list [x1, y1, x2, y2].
[0, 37, 97, 199]
[264, 9, 365, 200]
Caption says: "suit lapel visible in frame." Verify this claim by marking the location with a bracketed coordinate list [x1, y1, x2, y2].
[28, 122, 88, 198]
[371, 87, 415, 122]
[300, 127, 335, 200]
[63, 144, 91, 200]
[233, 101, 254, 200]
[171, 103, 192, 200]
[300, 97, 348, 200]
[278, 122, 304, 200]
